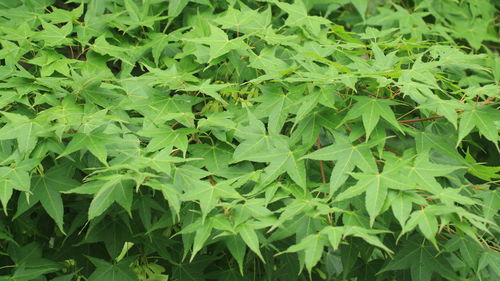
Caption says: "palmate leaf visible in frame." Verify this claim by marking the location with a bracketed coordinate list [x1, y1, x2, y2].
[179, 79, 230, 104]
[341, 96, 403, 140]
[238, 137, 306, 188]
[190, 143, 232, 173]
[302, 132, 378, 195]
[0, 0, 498, 279]
[35, 20, 72, 47]
[334, 160, 414, 226]
[404, 153, 465, 193]
[14, 165, 78, 233]
[282, 233, 326, 273]
[0, 158, 38, 213]
[381, 236, 459, 281]
[58, 130, 122, 165]
[87, 256, 138, 281]
[0, 112, 46, 154]
[137, 123, 191, 154]
[274, 0, 330, 36]
[185, 24, 249, 63]
[457, 104, 499, 147]
[182, 178, 242, 222]
[214, 4, 271, 34]
[5, 243, 62, 280]
[67, 174, 135, 220]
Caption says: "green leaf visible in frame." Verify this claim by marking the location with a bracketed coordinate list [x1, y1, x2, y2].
[282, 233, 325, 272]
[69, 175, 134, 220]
[275, 0, 330, 36]
[31, 167, 78, 233]
[403, 209, 438, 246]
[168, 0, 190, 18]
[185, 24, 249, 62]
[0, 112, 44, 154]
[59, 131, 120, 165]
[391, 191, 413, 227]
[342, 96, 402, 140]
[87, 257, 138, 281]
[381, 236, 458, 281]
[302, 133, 378, 195]
[182, 179, 242, 222]
[138, 124, 190, 154]
[215, 5, 270, 34]
[225, 234, 246, 274]
[191, 219, 214, 261]
[335, 157, 414, 225]
[321, 226, 344, 251]
[405, 153, 464, 194]
[237, 222, 265, 263]
[179, 80, 229, 104]
[36, 20, 72, 47]
[458, 105, 499, 146]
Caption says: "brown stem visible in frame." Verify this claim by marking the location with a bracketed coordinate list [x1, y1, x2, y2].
[316, 137, 327, 185]
[398, 115, 445, 124]
[208, 175, 216, 186]
[481, 96, 496, 105]
[316, 137, 333, 224]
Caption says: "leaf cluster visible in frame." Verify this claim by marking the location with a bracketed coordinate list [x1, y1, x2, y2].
[0, 0, 499, 280]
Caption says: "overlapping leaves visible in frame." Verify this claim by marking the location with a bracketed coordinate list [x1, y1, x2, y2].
[0, 0, 498, 280]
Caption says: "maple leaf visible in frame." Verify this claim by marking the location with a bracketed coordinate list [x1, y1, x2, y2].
[457, 104, 499, 147]
[334, 155, 414, 226]
[274, 0, 330, 36]
[185, 24, 249, 62]
[341, 96, 403, 140]
[381, 236, 459, 281]
[302, 132, 378, 195]
[182, 178, 242, 222]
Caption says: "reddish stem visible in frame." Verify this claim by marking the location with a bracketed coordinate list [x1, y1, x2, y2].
[398, 115, 444, 124]
[316, 137, 327, 185]
[481, 96, 496, 105]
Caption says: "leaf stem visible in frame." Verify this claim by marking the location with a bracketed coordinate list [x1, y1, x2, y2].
[316, 137, 326, 185]
[316, 137, 332, 224]
[398, 115, 445, 124]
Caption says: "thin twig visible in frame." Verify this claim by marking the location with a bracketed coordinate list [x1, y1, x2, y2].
[398, 115, 445, 124]
[316, 137, 326, 185]
[481, 96, 496, 105]
[316, 137, 332, 224]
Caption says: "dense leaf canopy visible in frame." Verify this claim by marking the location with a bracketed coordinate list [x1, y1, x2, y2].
[0, 0, 499, 280]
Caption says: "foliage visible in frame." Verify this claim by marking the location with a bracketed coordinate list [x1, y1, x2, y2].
[0, 0, 499, 280]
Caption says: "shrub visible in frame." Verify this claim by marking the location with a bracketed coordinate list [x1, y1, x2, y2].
[0, 0, 498, 280]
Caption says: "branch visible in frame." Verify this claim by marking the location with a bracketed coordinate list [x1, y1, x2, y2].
[398, 115, 445, 124]
[316, 137, 326, 184]
[481, 96, 496, 105]
[399, 97, 495, 124]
